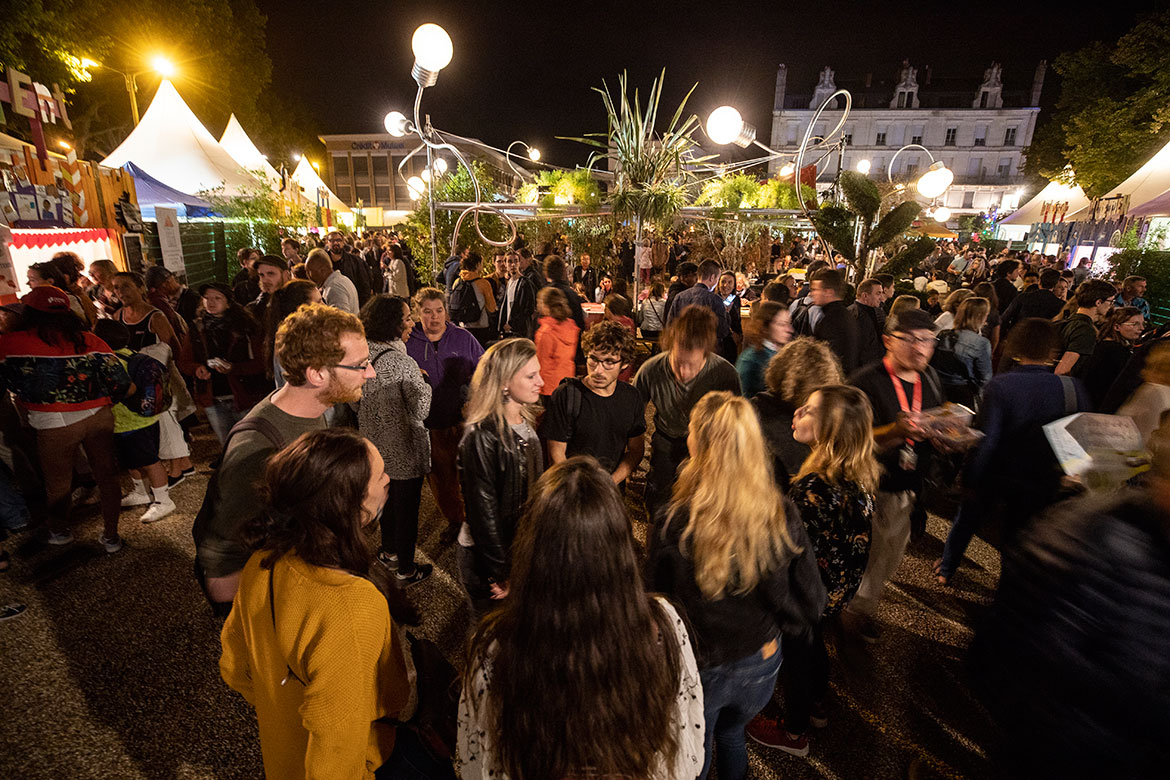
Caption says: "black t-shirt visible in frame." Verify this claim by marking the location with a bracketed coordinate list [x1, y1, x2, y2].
[850, 361, 944, 492]
[542, 378, 646, 472]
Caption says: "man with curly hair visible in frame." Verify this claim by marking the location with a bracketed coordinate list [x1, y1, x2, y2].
[193, 304, 374, 615]
[544, 320, 647, 486]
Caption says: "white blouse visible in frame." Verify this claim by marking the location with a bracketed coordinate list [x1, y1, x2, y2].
[456, 597, 706, 780]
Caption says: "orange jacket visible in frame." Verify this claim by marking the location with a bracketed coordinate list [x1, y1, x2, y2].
[535, 315, 579, 394]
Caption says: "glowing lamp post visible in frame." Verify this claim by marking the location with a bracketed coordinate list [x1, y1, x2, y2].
[705, 106, 756, 147]
[916, 160, 955, 199]
[411, 23, 453, 87]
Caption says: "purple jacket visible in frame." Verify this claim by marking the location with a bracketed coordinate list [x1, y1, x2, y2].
[406, 323, 484, 429]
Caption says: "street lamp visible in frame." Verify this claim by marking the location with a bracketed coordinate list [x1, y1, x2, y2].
[93, 55, 177, 125]
[887, 144, 954, 199]
[932, 206, 951, 222]
[385, 22, 518, 278]
[856, 159, 871, 175]
[505, 140, 541, 180]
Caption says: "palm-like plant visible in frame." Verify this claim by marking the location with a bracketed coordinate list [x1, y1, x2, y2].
[564, 70, 709, 240]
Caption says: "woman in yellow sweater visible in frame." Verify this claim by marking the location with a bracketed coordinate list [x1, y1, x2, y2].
[220, 428, 450, 779]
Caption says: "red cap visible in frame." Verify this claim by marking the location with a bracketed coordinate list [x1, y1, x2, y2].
[22, 285, 72, 313]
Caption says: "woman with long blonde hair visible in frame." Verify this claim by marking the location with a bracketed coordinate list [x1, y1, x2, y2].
[457, 338, 544, 618]
[649, 391, 825, 780]
[747, 385, 878, 757]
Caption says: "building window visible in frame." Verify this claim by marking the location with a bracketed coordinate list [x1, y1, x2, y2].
[843, 132, 853, 146]
[997, 157, 1012, 177]
[963, 191, 975, 208]
[375, 185, 391, 204]
[944, 127, 957, 146]
[787, 122, 799, 145]
[1004, 127, 1017, 146]
[897, 91, 908, 108]
[875, 130, 887, 146]
[980, 91, 989, 108]
[974, 126, 987, 147]
[967, 157, 983, 177]
[911, 127, 923, 146]
[904, 157, 919, 177]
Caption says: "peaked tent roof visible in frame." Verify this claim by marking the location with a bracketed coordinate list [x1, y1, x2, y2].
[1000, 178, 1091, 225]
[290, 157, 350, 213]
[122, 161, 214, 218]
[1100, 136, 1170, 213]
[218, 114, 282, 188]
[101, 80, 262, 197]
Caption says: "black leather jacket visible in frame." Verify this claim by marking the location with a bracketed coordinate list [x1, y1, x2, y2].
[457, 420, 538, 583]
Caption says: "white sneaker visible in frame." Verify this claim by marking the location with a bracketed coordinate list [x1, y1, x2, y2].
[121, 490, 152, 508]
[140, 500, 176, 524]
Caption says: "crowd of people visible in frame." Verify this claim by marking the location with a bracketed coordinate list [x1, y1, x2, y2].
[2, 230, 1168, 780]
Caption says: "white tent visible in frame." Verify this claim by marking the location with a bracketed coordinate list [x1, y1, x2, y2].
[290, 157, 350, 213]
[1000, 178, 1091, 225]
[218, 114, 282, 188]
[1099, 136, 1170, 213]
[101, 80, 261, 198]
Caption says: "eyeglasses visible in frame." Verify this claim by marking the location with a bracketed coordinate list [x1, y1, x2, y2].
[892, 334, 935, 347]
[586, 355, 623, 369]
[332, 359, 372, 371]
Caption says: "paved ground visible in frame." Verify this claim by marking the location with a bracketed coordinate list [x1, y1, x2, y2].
[0, 423, 1003, 780]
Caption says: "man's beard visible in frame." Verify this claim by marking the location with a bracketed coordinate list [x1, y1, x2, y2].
[318, 371, 363, 406]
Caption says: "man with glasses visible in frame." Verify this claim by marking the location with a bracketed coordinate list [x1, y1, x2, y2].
[193, 303, 374, 615]
[544, 321, 646, 486]
[845, 309, 946, 643]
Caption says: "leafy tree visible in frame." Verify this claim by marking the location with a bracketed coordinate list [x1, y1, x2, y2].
[201, 174, 307, 256]
[1025, 10, 1170, 198]
[516, 169, 602, 209]
[810, 171, 921, 277]
[403, 161, 509, 282]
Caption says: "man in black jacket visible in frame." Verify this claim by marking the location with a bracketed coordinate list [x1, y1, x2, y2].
[665, 259, 730, 345]
[849, 277, 885, 368]
[991, 259, 1021, 314]
[810, 268, 859, 374]
[572, 253, 598, 297]
[325, 231, 372, 306]
[1001, 268, 1064, 333]
[497, 251, 537, 339]
[518, 247, 545, 294]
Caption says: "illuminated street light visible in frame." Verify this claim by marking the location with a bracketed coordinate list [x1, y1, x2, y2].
[58, 140, 71, 151]
[420, 169, 431, 183]
[91, 55, 179, 126]
[916, 160, 955, 199]
[528, 147, 541, 161]
[151, 56, 176, 78]
[406, 176, 427, 198]
[384, 110, 409, 137]
[432, 157, 448, 175]
[933, 206, 952, 222]
[411, 23, 453, 87]
[856, 159, 871, 175]
[779, 163, 794, 177]
[705, 105, 756, 147]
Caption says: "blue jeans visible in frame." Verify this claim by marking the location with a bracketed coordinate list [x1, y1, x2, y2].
[699, 641, 783, 780]
[203, 398, 242, 446]
[0, 462, 30, 531]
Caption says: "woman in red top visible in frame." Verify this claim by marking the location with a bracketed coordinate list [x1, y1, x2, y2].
[0, 287, 130, 550]
[535, 286, 580, 400]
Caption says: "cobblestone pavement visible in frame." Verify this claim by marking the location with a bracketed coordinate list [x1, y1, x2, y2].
[0, 424, 1002, 780]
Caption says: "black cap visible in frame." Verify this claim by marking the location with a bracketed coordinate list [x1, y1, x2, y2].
[253, 254, 289, 272]
[198, 282, 235, 299]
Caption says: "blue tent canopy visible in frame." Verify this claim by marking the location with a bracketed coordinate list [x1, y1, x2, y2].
[122, 161, 215, 219]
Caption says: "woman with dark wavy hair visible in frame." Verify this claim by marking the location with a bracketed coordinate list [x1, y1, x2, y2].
[221, 428, 453, 780]
[459, 456, 705, 780]
[265, 279, 322, 387]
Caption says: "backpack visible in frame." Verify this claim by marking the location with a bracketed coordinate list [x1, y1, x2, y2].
[930, 329, 978, 401]
[122, 351, 172, 417]
[790, 297, 814, 336]
[448, 278, 482, 324]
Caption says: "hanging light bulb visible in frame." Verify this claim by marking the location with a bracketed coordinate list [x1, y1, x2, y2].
[432, 157, 448, 175]
[420, 169, 431, 183]
[916, 160, 954, 199]
[856, 159, 871, 175]
[779, 163, 795, 177]
[411, 23, 453, 87]
[384, 110, 409, 137]
[407, 176, 426, 198]
[528, 147, 541, 162]
[933, 206, 952, 222]
[705, 106, 756, 147]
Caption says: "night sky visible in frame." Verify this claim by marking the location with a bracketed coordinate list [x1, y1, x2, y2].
[257, 0, 1158, 167]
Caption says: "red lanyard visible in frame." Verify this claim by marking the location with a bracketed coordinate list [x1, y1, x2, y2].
[883, 357, 921, 445]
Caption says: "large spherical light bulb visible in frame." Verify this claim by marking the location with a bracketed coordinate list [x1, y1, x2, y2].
[151, 56, 176, 78]
[933, 206, 952, 222]
[916, 161, 954, 199]
[412, 24, 453, 71]
[528, 147, 541, 162]
[856, 159, 871, 175]
[706, 106, 745, 146]
[384, 110, 408, 137]
[779, 163, 795, 177]
[420, 169, 431, 183]
[407, 176, 426, 198]
[432, 157, 448, 175]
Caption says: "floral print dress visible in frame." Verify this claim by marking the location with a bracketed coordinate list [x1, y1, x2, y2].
[788, 473, 874, 616]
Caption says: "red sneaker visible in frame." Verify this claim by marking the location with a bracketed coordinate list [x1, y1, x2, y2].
[746, 715, 810, 757]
